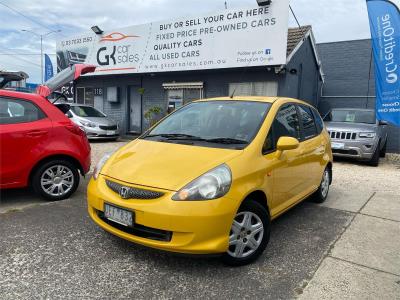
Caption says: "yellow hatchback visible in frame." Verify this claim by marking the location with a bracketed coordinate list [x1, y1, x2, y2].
[87, 97, 333, 265]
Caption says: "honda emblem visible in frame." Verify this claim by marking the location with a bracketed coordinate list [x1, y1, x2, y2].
[119, 186, 130, 199]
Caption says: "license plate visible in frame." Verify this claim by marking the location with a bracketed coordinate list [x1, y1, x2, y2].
[104, 204, 133, 227]
[106, 130, 115, 135]
[331, 142, 345, 149]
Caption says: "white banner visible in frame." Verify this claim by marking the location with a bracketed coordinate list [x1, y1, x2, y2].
[56, 2, 289, 75]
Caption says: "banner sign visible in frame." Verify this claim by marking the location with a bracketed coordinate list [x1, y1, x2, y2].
[367, 0, 400, 127]
[56, 2, 289, 75]
[44, 54, 54, 82]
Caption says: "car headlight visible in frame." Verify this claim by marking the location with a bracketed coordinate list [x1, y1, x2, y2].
[172, 164, 232, 201]
[93, 153, 112, 180]
[359, 132, 376, 138]
[79, 120, 96, 128]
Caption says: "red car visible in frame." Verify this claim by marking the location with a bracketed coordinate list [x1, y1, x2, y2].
[0, 65, 95, 200]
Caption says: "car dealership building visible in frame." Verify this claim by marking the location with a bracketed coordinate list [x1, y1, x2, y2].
[57, 3, 399, 153]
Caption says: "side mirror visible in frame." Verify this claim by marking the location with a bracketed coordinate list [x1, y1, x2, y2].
[379, 120, 388, 126]
[276, 137, 300, 151]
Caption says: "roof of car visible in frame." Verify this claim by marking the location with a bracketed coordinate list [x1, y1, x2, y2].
[195, 96, 313, 106]
[0, 89, 42, 101]
[68, 103, 93, 107]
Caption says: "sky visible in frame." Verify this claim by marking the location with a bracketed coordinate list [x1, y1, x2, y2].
[0, 0, 373, 83]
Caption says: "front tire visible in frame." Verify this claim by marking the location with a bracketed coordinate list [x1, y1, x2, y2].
[313, 167, 331, 203]
[32, 160, 80, 201]
[368, 141, 380, 167]
[221, 200, 270, 266]
[380, 140, 387, 158]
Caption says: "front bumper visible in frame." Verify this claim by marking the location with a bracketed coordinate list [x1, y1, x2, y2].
[330, 138, 378, 160]
[87, 175, 236, 254]
[84, 127, 120, 139]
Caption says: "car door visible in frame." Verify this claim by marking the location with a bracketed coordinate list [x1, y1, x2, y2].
[0, 97, 51, 188]
[262, 103, 305, 217]
[296, 104, 324, 192]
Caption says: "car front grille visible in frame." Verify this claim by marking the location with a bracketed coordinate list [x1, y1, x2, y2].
[99, 125, 118, 130]
[332, 149, 358, 155]
[97, 210, 172, 241]
[105, 179, 164, 200]
[328, 131, 357, 140]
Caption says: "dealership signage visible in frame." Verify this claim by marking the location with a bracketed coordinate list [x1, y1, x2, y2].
[367, 0, 400, 127]
[56, 1, 289, 75]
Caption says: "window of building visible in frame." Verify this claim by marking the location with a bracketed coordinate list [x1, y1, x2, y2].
[229, 81, 278, 97]
[298, 105, 318, 140]
[262, 104, 301, 154]
[0, 97, 45, 124]
[163, 82, 204, 113]
[76, 87, 94, 106]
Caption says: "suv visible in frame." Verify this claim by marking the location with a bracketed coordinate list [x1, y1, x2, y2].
[324, 108, 388, 166]
[0, 64, 95, 200]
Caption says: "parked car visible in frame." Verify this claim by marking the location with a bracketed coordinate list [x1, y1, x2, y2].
[0, 64, 95, 200]
[323, 108, 388, 166]
[65, 104, 119, 140]
[87, 97, 333, 266]
[0, 71, 29, 89]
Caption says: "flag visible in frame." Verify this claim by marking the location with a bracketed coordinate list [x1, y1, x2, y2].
[366, 0, 400, 127]
[44, 54, 54, 82]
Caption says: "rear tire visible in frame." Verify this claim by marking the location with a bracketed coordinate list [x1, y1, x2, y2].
[313, 167, 331, 203]
[221, 200, 270, 266]
[32, 160, 80, 201]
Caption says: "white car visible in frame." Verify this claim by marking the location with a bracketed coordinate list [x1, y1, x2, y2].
[66, 104, 120, 140]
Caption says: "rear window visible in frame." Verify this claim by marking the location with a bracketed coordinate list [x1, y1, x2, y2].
[312, 108, 324, 134]
[0, 97, 45, 124]
[298, 105, 317, 139]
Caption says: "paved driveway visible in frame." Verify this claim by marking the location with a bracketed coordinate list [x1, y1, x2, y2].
[0, 142, 399, 299]
[0, 181, 352, 299]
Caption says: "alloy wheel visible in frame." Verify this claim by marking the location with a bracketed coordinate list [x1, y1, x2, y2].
[227, 211, 264, 258]
[321, 169, 330, 198]
[40, 165, 74, 197]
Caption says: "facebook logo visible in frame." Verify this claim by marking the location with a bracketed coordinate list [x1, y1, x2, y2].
[265, 49, 271, 55]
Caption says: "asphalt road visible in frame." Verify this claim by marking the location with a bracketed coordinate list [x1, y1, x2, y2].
[0, 177, 353, 299]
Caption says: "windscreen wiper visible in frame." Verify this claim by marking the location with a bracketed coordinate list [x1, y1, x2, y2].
[144, 133, 205, 140]
[205, 138, 248, 144]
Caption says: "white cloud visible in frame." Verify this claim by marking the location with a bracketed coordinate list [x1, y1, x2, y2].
[0, 0, 372, 83]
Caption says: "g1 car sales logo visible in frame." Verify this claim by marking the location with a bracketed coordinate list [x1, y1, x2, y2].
[96, 32, 140, 67]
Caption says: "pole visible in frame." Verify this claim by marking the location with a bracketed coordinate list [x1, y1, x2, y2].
[40, 35, 43, 84]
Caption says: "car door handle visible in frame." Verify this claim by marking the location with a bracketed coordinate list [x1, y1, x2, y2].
[26, 130, 47, 137]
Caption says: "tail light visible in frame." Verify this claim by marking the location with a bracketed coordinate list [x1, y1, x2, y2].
[66, 123, 86, 137]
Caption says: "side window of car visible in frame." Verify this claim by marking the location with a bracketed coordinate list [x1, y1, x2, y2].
[262, 104, 301, 154]
[298, 105, 318, 140]
[312, 108, 324, 134]
[0, 97, 45, 125]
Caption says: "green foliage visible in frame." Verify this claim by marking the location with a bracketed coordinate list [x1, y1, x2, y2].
[144, 106, 162, 126]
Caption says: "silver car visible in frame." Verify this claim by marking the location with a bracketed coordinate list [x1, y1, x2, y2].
[66, 104, 120, 140]
[324, 108, 388, 166]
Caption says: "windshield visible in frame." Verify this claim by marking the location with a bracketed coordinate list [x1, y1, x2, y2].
[71, 106, 105, 118]
[144, 101, 271, 149]
[326, 109, 376, 124]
